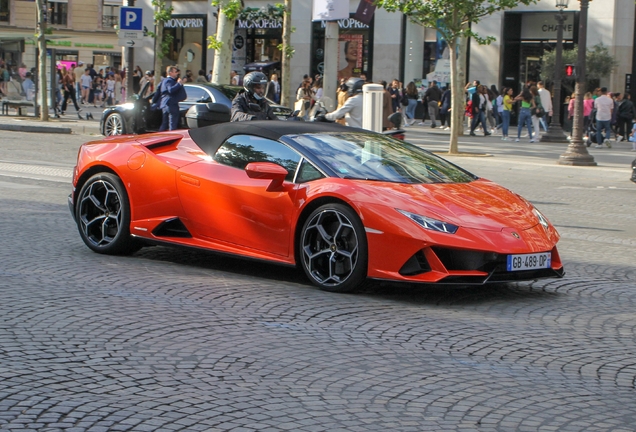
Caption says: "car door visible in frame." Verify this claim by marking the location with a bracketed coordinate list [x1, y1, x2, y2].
[179, 85, 212, 128]
[176, 134, 302, 257]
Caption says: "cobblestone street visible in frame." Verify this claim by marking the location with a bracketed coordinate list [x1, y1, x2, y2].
[0, 129, 635, 431]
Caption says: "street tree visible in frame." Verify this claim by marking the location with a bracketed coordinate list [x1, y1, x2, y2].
[279, 1, 294, 108]
[149, 0, 174, 88]
[209, 0, 242, 85]
[376, 0, 536, 154]
[35, 0, 48, 121]
[542, 43, 618, 89]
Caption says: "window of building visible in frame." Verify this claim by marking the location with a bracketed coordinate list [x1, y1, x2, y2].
[214, 135, 301, 182]
[48, 0, 68, 27]
[0, 0, 9, 23]
[103, 1, 121, 30]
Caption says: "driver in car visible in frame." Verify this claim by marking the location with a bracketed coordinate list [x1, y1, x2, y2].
[231, 71, 279, 122]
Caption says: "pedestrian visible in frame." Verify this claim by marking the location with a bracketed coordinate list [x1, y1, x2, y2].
[403, 81, 419, 127]
[530, 85, 543, 140]
[501, 87, 514, 141]
[439, 86, 451, 130]
[496, 87, 505, 131]
[195, 69, 208, 83]
[514, 87, 535, 142]
[324, 77, 363, 128]
[114, 72, 123, 103]
[335, 78, 348, 125]
[469, 85, 490, 136]
[628, 120, 636, 151]
[567, 92, 576, 139]
[616, 92, 635, 142]
[593, 87, 613, 148]
[156, 65, 186, 131]
[296, 79, 314, 120]
[80, 68, 92, 105]
[74, 61, 84, 97]
[380, 80, 394, 130]
[490, 85, 500, 129]
[133, 65, 142, 93]
[231, 70, 240, 86]
[485, 87, 497, 134]
[92, 75, 103, 107]
[389, 79, 401, 113]
[61, 68, 82, 118]
[104, 73, 115, 106]
[583, 92, 594, 138]
[266, 73, 280, 104]
[21, 72, 34, 101]
[421, 80, 442, 128]
[139, 70, 153, 97]
[537, 81, 552, 132]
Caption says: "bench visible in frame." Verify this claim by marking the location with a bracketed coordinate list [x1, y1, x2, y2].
[1, 100, 35, 116]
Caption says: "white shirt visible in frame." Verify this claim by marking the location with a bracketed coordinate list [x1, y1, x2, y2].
[538, 88, 553, 113]
[80, 74, 92, 88]
[231, 75, 239, 85]
[594, 95, 614, 121]
[325, 94, 363, 128]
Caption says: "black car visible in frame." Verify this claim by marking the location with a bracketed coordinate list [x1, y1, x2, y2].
[100, 82, 292, 136]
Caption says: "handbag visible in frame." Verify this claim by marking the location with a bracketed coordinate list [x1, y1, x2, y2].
[534, 106, 546, 117]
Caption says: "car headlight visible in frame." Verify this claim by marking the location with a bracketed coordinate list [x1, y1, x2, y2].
[532, 208, 550, 230]
[121, 103, 135, 110]
[397, 209, 459, 234]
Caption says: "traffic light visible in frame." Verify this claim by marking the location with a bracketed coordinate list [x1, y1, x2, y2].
[565, 64, 575, 77]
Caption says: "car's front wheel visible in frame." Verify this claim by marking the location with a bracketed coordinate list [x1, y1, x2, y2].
[104, 113, 124, 136]
[300, 204, 368, 293]
[75, 172, 140, 255]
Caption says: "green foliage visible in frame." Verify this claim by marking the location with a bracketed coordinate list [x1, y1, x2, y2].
[375, 0, 537, 46]
[542, 43, 619, 82]
[207, 35, 223, 51]
[212, 0, 243, 21]
[239, 4, 286, 21]
[151, 0, 173, 23]
[277, 43, 295, 59]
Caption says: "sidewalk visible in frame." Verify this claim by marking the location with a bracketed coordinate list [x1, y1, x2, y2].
[0, 105, 102, 135]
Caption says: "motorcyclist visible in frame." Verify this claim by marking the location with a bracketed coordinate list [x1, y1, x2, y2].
[230, 71, 279, 122]
[319, 77, 364, 127]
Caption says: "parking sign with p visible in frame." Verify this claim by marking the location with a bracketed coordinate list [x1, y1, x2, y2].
[119, 7, 143, 31]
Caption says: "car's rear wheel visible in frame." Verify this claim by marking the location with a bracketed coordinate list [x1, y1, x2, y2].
[300, 204, 368, 293]
[104, 113, 124, 136]
[75, 172, 140, 255]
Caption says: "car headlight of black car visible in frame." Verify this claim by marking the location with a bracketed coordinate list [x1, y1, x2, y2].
[397, 209, 459, 234]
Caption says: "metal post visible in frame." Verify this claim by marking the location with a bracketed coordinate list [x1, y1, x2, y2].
[125, 0, 135, 101]
[541, 11, 568, 143]
[362, 83, 384, 132]
[558, 0, 596, 166]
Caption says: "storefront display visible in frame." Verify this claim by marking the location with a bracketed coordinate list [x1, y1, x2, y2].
[163, 14, 207, 75]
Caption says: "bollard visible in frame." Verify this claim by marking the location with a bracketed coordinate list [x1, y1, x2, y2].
[362, 83, 384, 133]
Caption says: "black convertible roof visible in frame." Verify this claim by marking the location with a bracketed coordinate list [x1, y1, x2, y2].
[188, 120, 368, 156]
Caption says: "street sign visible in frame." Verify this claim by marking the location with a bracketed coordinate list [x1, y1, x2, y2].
[118, 40, 137, 48]
[119, 7, 143, 31]
[120, 30, 143, 40]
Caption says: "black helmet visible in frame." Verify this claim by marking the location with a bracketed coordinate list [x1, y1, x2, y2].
[243, 71, 268, 100]
[346, 77, 364, 96]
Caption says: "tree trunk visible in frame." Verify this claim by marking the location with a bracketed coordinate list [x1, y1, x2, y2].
[280, 0, 292, 109]
[153, 10, 164, 88]
[448, 40, 460, 154]
[211, 1, 236, 85]
[35, 0, 48, 121]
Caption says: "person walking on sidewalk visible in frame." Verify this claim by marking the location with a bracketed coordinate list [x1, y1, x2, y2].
[469, 85, 490, 136]
[501, 87, 513, 141]
[423, 80, 442, 128]
[616, 93, 635, 142]
[514, 88, 535, 143]
[594, 87, 613, 148]
[537, 81, 552, 132]
[403, 81, 419, 126]
[61, 68, 82, 119]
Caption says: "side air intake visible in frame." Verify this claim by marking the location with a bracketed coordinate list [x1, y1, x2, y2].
[152, 218, 192, 238]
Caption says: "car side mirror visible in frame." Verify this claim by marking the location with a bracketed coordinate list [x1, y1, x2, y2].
[245, 162, 288, 192]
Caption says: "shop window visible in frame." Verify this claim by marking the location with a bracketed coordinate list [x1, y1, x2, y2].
[48, 0, 68, 27]
[0, 0, 9, 23]
[103, 1, 121, 30]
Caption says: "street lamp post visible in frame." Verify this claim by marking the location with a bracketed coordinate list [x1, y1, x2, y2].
[558, 0, 596, 165]
[541, 0, 569, 143]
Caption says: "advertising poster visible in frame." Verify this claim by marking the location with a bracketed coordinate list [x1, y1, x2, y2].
[338, 33, 364, 80]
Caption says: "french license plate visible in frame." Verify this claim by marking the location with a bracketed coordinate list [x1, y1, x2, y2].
[506, 252, 551, 271]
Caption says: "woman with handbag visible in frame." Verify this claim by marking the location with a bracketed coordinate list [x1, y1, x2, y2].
[530, 86, 543, 140]
[296, 79, 314, 120]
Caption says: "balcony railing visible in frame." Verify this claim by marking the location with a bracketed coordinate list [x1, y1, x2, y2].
[103, 15, 118, 29]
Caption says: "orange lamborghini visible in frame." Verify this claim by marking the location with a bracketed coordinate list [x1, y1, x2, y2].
[69, 121, 564, 292]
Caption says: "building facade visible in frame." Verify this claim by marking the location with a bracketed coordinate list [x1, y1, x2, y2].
[0, 0, 123, 73]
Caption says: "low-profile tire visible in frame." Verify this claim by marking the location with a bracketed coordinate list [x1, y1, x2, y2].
[299, 203, 368, 293]
[104, 113, 124, 136]
[75, 172, 140, 255]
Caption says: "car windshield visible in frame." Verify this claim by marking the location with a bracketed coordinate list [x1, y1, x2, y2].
[288, 132, 478, 184]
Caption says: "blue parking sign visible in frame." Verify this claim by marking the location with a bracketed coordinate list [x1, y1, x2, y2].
[120, 7, 143, 31]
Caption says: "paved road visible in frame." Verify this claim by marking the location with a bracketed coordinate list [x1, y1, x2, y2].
[0, 130, 635, 431]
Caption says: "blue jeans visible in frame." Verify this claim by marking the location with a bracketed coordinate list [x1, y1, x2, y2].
[502, 110, 511, 136]
[517, 107, 534, 140]
[405, 98, 417, 120]
[471, 110, 487, 133]
[596, 120, 611, 144]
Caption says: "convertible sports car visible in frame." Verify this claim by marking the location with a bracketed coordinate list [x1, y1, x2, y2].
[69, 122, 564, 292]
